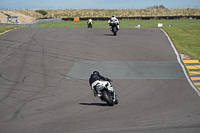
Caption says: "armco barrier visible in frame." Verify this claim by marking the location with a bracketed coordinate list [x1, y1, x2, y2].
[0, 18, 62, 26]
[1, 16, 199, 26]
[63, 16, 200, 21]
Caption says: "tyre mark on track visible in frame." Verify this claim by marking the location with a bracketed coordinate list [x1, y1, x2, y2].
[0, 28, 52, 120]
[0, 41, 30, 103]
[10, 29, 49, 120]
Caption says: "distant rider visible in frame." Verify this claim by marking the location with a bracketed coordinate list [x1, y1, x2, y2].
[87, 19, 93, 27]
[108, 15, 120, 31]
[89, 71, 111, 97]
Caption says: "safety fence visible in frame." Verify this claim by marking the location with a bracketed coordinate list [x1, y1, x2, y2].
[0, 18, 62, 26]
[1, 16, 199, 26]
[62, 16, 200, 21]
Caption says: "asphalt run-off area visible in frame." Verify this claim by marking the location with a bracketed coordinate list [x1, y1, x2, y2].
[0, 27, 200, 133]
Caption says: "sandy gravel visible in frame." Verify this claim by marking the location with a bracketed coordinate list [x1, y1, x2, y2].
[0, 10, 36, 24]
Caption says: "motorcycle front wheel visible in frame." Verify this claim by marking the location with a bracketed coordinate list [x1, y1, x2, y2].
[88, 24, 92, 28]
[102, 91, 114, 106]
[113, 26, 117, 36]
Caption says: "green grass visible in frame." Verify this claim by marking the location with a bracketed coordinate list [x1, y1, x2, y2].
[36, 20, 170, 28]
[36, 21, 88, 28]
[0, 25, 24, 34]
[162, 20, 200, 60]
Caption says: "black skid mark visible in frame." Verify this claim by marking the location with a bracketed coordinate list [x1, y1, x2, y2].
[22, 75, 27, 84]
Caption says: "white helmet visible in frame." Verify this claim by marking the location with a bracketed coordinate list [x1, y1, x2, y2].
[111, 15, 116, 21]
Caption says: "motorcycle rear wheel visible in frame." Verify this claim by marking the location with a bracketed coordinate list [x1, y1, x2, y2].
[102, 91, 114, 106]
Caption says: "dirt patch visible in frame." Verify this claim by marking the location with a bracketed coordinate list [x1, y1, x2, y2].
[0, 11, 8, 23]
[180, 54, 191, 59]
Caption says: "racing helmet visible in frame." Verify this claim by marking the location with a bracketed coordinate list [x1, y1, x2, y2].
[111, 15, 116, 21]
[89, 19, 92, 22]
[93, 71, 100, 75]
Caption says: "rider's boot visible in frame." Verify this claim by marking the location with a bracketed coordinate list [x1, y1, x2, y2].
[110, 26, 112, 31]
[94, 93, 100, 97]
[100, 96, 104, 101]
[93, 89, 101, 97]
[113, 97, 118, 104]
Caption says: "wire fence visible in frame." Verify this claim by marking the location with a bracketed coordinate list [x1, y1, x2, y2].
[1, 15, 199, 27]
[62, 16, 200, 21]
[0, 18, 62, 26]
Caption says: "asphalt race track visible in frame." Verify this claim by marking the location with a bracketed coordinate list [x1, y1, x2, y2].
[0, 27, 200, 133]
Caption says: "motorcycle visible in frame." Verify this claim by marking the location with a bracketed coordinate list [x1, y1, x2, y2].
[109, 21, 120, 36]
[95, 80, 118, 106]
[87, 21, 93, 28]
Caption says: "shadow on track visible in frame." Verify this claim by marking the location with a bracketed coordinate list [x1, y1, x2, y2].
[103, 34, 115, 36]
[79, 103, 108, 106]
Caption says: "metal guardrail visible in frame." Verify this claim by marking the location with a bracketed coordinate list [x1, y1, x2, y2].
[1, 16, 199, 26]
[0, 18, 62, 26]
[62, 16, 200, 21]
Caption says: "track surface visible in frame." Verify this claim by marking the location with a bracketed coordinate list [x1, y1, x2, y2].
[0, 27, 200, 133]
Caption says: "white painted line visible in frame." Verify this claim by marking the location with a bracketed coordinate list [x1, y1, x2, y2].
[160, 28, 200, 96]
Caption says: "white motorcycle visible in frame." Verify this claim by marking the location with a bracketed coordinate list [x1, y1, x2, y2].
[109, 21, 120, 36]
[95, 80, 118, 106]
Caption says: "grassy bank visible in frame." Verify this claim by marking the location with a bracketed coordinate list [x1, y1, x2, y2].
[3, 8, 200, 19]
[162, 20, 200, 60]
[1, 8, 199, 24]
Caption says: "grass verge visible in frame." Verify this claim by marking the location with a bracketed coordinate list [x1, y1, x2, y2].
[0, 25, 24, 34]
[162, 20, 200, 61]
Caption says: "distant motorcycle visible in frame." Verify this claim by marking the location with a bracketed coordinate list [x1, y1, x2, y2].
[87, 19, 93, 28]
[95, 80, 118, 106]
[109, 21, 120, 36]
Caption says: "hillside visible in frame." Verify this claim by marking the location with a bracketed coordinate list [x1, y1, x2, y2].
[0, 8, 199, 24]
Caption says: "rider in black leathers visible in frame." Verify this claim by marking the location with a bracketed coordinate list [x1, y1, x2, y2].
[89, 71, 111, 97]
